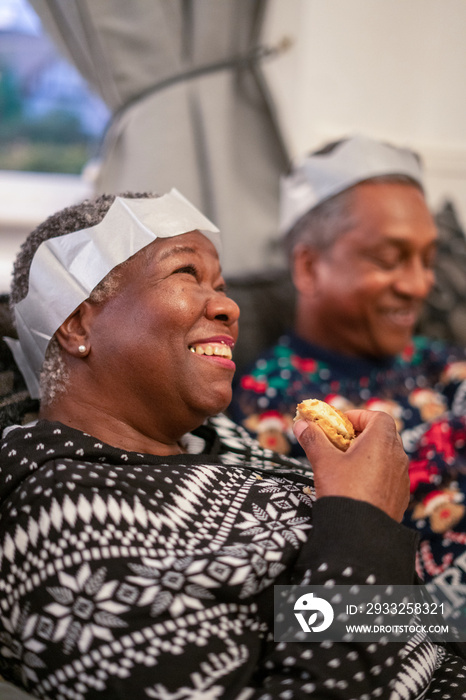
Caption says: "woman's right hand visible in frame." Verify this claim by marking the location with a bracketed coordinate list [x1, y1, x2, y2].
[293, 409, 410, 522]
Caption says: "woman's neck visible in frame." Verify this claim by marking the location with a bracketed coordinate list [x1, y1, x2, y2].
[40, 400, 188, 456]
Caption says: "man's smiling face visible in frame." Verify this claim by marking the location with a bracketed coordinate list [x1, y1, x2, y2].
[299, 181, 438, 358]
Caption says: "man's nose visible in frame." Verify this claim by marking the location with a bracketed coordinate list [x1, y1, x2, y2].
[393, 259, 435, 299]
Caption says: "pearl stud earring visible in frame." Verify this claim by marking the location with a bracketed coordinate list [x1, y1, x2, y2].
[78, 345, 87, 353]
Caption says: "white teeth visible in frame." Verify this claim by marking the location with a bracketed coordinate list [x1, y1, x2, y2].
[189, 343, 232, 359]
[386, 309, 417, 326]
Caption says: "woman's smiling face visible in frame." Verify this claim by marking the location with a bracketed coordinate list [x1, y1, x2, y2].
[85, 230, 240, 441]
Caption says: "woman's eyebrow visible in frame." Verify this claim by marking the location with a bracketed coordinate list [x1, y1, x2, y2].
[158, 245, 197, 262]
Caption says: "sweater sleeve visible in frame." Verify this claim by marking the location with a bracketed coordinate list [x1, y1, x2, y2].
[301, 496, 419, 584]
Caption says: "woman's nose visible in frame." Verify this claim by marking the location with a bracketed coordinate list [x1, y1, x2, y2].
[206, 292, 240, 325]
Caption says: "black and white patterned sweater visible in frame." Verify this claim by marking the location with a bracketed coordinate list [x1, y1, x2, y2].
[0, 414, 465, 699]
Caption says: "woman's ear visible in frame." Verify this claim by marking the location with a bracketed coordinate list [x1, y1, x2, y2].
[54, 301, 94, 358]
[291, 244, 321, 296]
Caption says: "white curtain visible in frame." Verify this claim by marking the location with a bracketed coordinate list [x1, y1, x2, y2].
[30, 0, 290, 276]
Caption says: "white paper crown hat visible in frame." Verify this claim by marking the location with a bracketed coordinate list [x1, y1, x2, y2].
[279, 134, 424, 235]
[5, 188, 221, 399]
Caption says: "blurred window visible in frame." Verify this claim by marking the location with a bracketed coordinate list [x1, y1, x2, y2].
[0, 0, 109, 175]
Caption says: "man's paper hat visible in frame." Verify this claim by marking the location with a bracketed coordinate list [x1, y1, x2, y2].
[280, 134, 424, 235]
[6, 189, 221, 399]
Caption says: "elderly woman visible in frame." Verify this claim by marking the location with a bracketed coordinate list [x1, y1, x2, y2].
[0, 190, 464, 700]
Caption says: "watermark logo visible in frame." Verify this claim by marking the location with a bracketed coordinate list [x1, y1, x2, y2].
[274, 584, 465, 642]
[293, 591, 334, 633]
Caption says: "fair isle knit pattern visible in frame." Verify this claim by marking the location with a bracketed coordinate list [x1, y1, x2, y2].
[0, 414, 465, 699]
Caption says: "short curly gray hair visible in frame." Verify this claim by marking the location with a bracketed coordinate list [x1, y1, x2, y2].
[11, 191, 158, 405]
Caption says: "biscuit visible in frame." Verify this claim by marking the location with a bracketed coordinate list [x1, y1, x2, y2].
[295, 398, 355, 451]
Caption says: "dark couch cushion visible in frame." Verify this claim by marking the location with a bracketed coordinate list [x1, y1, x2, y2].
[227, 270, 295, 373]
[417, 201, 466, 344]
[0, 294, 39, 432]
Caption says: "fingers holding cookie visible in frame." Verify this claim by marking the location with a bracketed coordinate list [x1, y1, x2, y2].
[293, 400, 409, 522]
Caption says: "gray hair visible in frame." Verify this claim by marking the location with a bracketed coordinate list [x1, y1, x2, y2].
[283, 174, 424, 259]
[11, 191, 158, 405]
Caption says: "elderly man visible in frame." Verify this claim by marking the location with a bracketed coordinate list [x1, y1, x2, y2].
[230, 134, 466, 586]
